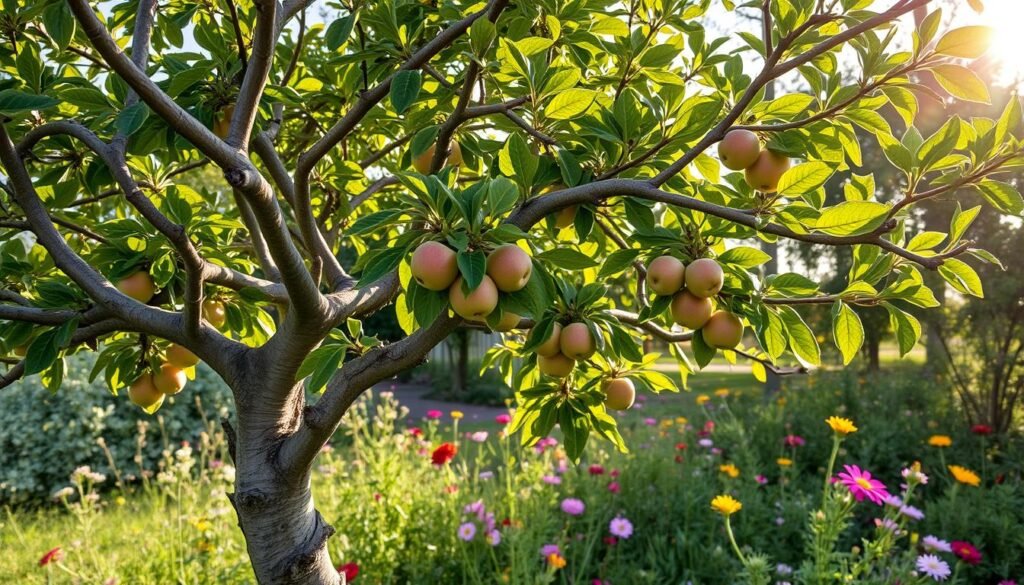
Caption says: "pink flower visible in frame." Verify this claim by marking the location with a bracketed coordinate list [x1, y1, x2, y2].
[784, 434, 806, 447]
[470, 431, 488, 443]
[836, 464, 890, 505]
[951, 541, 982, 565]
[755, 474, 768, 485]
[539, 544, 561, 557]
[607, 481, 621, 494]
[457, 522, 477, 541]
[561, 498, 585, 516]
[495, 414, 511, 425]
[542, 475, 562, 485]
[39, 547, 63, 567]
[534, 437, 558, 453]
[425, 410, 443, 420]
[609, 516, 633, 539]
[643, 417, 657, 426]
[610, 469, 620, 478]
[408, 427, 423, 437]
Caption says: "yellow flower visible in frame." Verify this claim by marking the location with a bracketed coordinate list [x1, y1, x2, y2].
[719, 463, 740, 478]
[696, 394, 711, 405]
[660, 419, 674, 428]
[776, 396, 787, 406]
[928, 435, 952, 448]
[777, 457, 793, 467]
[115, 496, 126, 506]
[826, 416, 857, 435]
[710, 494, 742, 516]
[675, 416, 688, 425]
[714, 388, 730, 398]
[450, 410, 464, 420]
[547, 553, 566, 570]
[948, 464, 981, 487]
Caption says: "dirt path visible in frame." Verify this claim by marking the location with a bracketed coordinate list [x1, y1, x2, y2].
[374, 382, 509, 423]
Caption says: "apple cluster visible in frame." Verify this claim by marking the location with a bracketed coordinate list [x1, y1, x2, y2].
[645, 256, 744, 349]
[410, 241, 531, 330]
[718, 129, 792, 193]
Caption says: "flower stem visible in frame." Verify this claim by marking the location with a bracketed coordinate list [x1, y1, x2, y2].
[724, 516, 747, 566]
[823, 436, 842, 499]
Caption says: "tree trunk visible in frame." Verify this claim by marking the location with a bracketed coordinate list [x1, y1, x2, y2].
[452, 329, 469, 397]
[228, 376, 340, 584]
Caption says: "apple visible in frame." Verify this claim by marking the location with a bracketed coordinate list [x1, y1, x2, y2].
[670, 290, 713, 330]
[744, 149, 791, 193]
[685, 258, 724, 298]
[116, 271, 156, 303]
[603, 377, 636, 411]
[203, 299, 227, 329]
[128, 373, 163, 409]
[166, 343, 200, 368]
[554, 205, 577, 229]
[646, 255, 686, 296]
[536, 322, 562, 357]
[492, 311, 521, 332]
[153, 363, 187, 395]
[448, 276, 499, 320]
[411, 241, 459, 291]
[702, 310, 744, 349]
[560, 322, 595, 360]
[486, 244, 532, 292]
[412, 142, 463, 174]
[537, 353, 575, 377]
[718, 129, 761, 171]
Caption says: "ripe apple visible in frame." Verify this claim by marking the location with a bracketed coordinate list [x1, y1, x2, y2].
[718, 129, 761, 171]
[536, 322, 563, 357]
[213, 103, 234, 139]
[744, 149, 791, 193]
[411, 241, 459, 291]
[492, 311, 521, 332]
[603, 377, 636, 411]
[412, 142, 463, 174]
[560, 322, 595, 360]
[448, 276, 499, 320]
[166, 343, 200, 368]
[128, 373, 163, 409]
[116, 271, 156, 303]
[537, 353, 575, 377]
[486, 244, 532, 292]
[702, 311, 744, 349]
[203, 299, 227, 329]
[554, 205, 577, 229]
[645, 255, 686, 296]
[685, 258, 724, 298]
[670, 290, 713, 330]
[153, 363, 187, 395]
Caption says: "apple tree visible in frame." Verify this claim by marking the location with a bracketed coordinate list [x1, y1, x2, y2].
[1, 0, 1021, 582]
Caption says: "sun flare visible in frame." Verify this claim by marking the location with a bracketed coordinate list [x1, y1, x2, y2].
[964, 1, 1024, 86]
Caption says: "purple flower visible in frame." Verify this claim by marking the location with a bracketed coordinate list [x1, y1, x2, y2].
[643, 417, 657, 426]
[561, 498, 585, 516]
[542, 475, 562, 485]
[478, 471, 494, 480]
[609, 516, 633, 539]
[899, 504, 924, 521]
[698, 438, 713, 448]
[916, 554, 951, 581]
[457, 522, 476, 541]
[464, 500, 485, 517]
[922, 535, 952, 553]
[540, 544, 561, 557]
[486, 529, 501, 546]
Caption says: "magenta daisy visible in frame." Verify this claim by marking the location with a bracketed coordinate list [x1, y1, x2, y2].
[836, 464, 890, 505]
[560, 498, 585, 516]
[916, 554, 951, 581]
[609, 516, 633, 539]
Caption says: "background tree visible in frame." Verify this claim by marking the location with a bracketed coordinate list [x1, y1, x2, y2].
[1, 0, 1021, 583]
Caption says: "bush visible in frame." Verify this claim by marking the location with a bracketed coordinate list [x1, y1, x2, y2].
[0, 355, 233, 506]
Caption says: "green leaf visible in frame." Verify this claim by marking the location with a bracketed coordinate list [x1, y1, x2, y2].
[115, 102, 149, 136]
[831, 302, 863, 365]
[598, 249, 640, 277]
[934, 26, 993, 58]
[43, 2, 76, 49]
[390, 70, 421, 114]
[24, 318, 78, 377]
[0, 89, 59, 114]
[536, 248, 598, 270]
[885, 304, 921, 357]
[457, 250, 487, 290]
[296, 344, 346, 392]
[760, 309, 787, 360]
[559, 404, 589, 462]
[918, 116, 961, 170]
[545, 88, 598, 120]
[777, 161, 834, 197]
[813, 201, 890, 236]
[717, 246, 771, 268]
[778, 306, 820, 366]
[358, 245, 407, 286]
[931, 64, 990, 104]
[325, 16, 355, 51]
[973, 180, 1024, 216]
[938, 258, 983, 297]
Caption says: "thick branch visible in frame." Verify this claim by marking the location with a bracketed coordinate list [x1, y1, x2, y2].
[228, 0, 276, 148]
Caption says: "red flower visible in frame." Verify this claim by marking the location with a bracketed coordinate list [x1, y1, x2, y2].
[39, 547, 63, 567]
[431, 442, 457, 466]
[607, 481, 621, 494]
[674, 455, 684, 463]
[603, 536, 617, 546]
[588, 464, 605, 476]
[444, 484, 459, 494]
[951, 541, 982, 565]
[610, 469, 620, 478]
[337, 562, 359, 581]
[674, 442, 687, 451]
[971, 424, 993, 436]
[501, 517, 511, 526]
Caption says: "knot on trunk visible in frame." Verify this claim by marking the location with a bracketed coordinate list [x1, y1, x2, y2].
[283, 510, 337, 581]
[230, 488, 274, 512]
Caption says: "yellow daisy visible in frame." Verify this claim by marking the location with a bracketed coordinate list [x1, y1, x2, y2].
[450, 410, 464, 420]
[826, 416, 857, 435]
[948, 464, 980, 487]
[777, 457, 793, 467]
[710, 494, 742, 516]
[928, 435, 952, 448]
[696, 394, 711, 406]
[719, 463, 740, 478]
